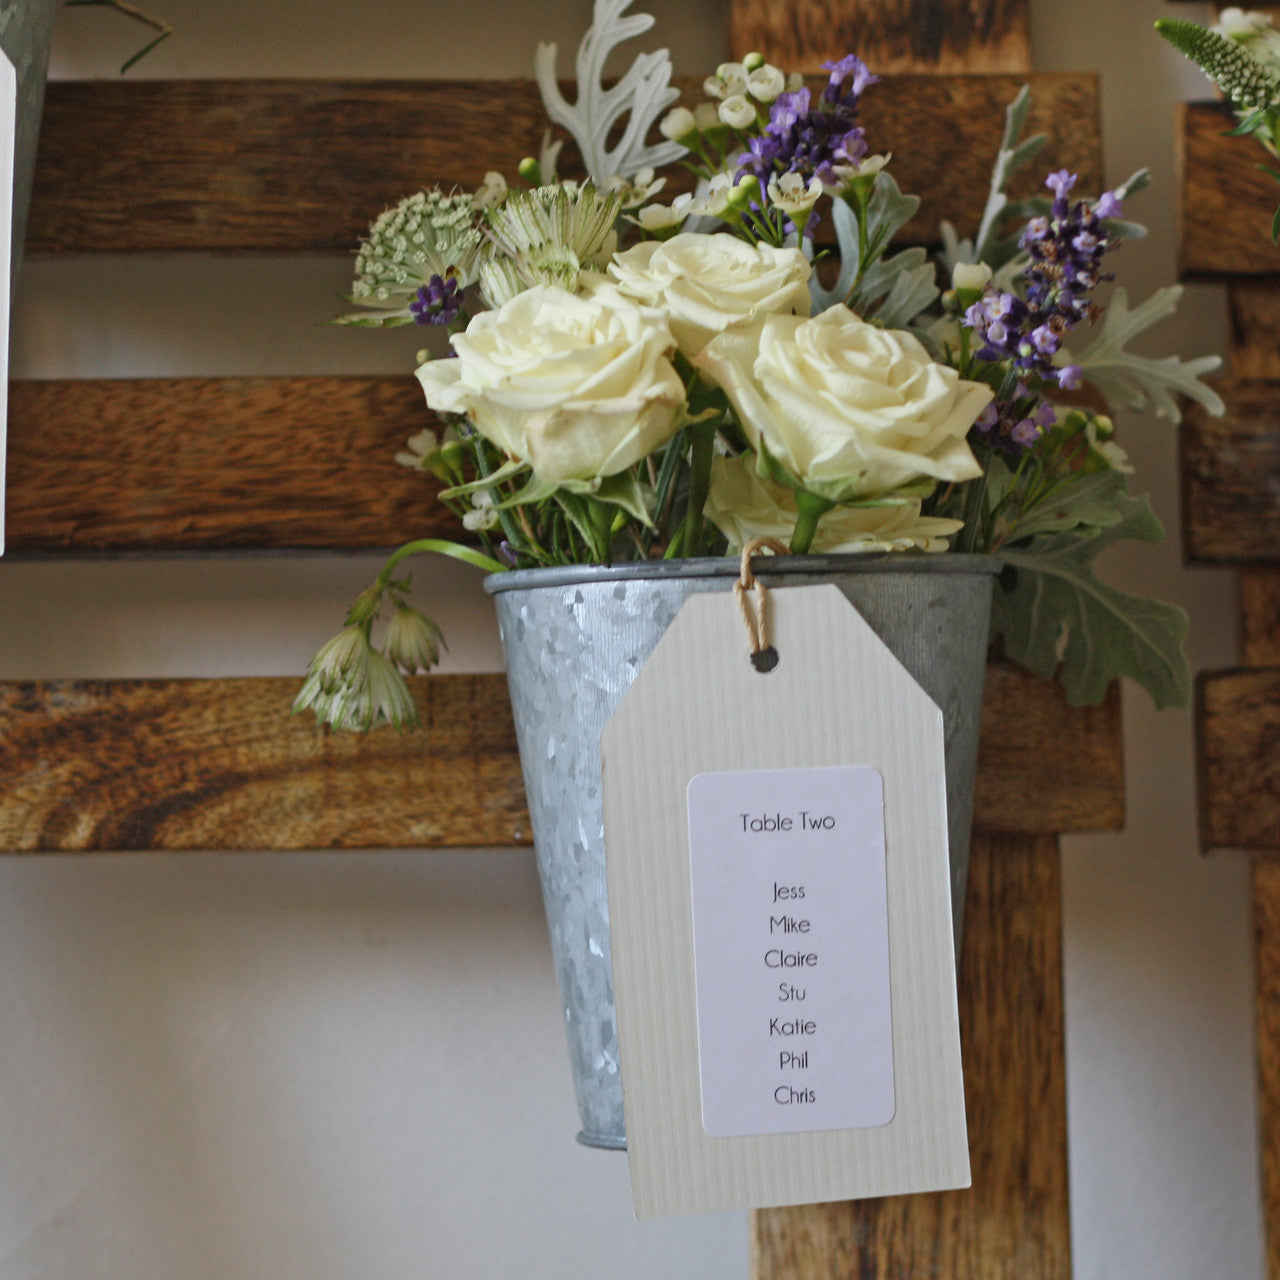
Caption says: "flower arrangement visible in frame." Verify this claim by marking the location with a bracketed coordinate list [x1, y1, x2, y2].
[1157, 7, 1280, 240]
[296, 0, 1223, 731]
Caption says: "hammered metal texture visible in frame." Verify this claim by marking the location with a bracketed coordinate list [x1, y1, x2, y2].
[488, 555, 997, 1147]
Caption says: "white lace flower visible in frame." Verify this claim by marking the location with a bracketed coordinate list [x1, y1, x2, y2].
[694, 102, 721, 132]
[766, 171, 824, 216]
[718, 94, 757, 129]
[704, 61, 748, 99]
[660, 106, 697, 140]
[747, 65, 786, 103]
[395, 428, 440, 470]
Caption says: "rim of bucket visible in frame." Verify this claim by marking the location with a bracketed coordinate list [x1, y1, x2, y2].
[485, 552, 1002, 595]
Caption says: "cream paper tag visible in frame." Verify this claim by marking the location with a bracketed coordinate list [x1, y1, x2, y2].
[0, 51, 14, 554]
[600, 584, 969, 1218]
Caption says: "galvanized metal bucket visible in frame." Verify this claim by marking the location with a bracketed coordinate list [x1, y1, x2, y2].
[486, 554, 999, 1149]
[1, 0, 60, 297]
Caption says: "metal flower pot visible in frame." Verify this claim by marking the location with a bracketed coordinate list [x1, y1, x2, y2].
[486, 553, 999, 1149]
[1, 0, 60, 296]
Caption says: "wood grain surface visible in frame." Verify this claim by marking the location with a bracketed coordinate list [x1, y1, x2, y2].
[0, 662, 1120, 853]
[1243, 570, 1280, 666]
[26, 76, 1099, 255]
[1179, 102, 1280, 278]
[1256, 860, 1280, 1280]
[6, 376, 454, 552]
[728, 0, 1030, 74]
[0, 675, 529, 852]
[1229, 284, 1280, 379]
[752, 831, 1069, 1279]
[1181, 382, 1280, 563]
[1197, 667, 1280, 852]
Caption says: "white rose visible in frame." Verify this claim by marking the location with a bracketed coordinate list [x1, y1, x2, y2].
[417, 285, 685, 485]
[695, 305, 988, 501]
[706, 454, 963, 552]
[607, 232, 812, 358]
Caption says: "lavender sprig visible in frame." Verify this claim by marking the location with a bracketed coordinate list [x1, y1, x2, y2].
[963, 171, 1121, 450]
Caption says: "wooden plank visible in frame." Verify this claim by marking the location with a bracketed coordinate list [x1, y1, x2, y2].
[1179, 102, 1280, 278]
[1197, 667, 1280, 853]
[728, 0, 1030, 75]
[1243, 570, 1280, 666]
[0, 675, 530, 853]
[1182, 381, 1280, 563]
[1229, 283, 1280, 380]
[752, 831, 1069, 1279]
[0, 662, 1121, 853]
[1254, 860, 1280, 1280]
[26, 76, 1101, 254]
[5, 376, 455, 552]
[975, 661, 1123, 834]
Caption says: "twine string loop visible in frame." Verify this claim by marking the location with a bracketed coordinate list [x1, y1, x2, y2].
[733, 537, 790, 672]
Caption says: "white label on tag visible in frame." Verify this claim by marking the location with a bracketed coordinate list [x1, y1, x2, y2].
[688, 765, 893, 1137]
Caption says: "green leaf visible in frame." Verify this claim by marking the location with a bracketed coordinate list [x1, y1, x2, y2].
[1000, 469, 1133, 542]
[1070, 286, 1224, 422]
[592, 470, 654, 525]
[437, 455, 529, 501]
[992, 496, 1190, 709]
[810, 173, 921, 314]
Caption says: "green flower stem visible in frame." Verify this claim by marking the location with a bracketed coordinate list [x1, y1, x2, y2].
[957, 473, 990, 553]
[374, 539, 508, 588]
[790, 490, 836, 554]
[682, 422, 717, 558]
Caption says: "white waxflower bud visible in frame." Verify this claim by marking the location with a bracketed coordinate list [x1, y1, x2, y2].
[718, 94, 757, 129]
[747, 65, 786, 102]
[694, 102, 721, 132]
[951, 261, 993, 291]
[660, 106, 698, 140]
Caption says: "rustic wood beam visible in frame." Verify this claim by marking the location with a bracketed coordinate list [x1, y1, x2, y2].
[0, 663, 1120, 853]
[1243, 570, 1280, 666]
[1179, 102, 1280, 278]
[27, 76, 1100, 254]
[752, 832, 1069, 1279]
[1197, 667, 1280, 853]
[1182, 381, 1280, 563]
[1229, 284, 1280, 380]
[728, 0, 1030, 75]
[5, 376, 453, 553]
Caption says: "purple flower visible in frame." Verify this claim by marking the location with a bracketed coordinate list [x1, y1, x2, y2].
[409, 274, 462, 326]
[1011, 417, 1042, 447]
[1094, 191, 1121, 219]
[975, 403, 1000, 433]
[737, 50, 877, 195]
[1057, 363, 1083, 390]
[1046, 169, 1077, 199]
